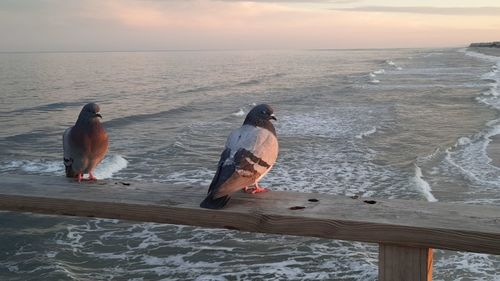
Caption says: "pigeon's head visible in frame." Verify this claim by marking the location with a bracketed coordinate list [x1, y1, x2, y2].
[79, 103, 102, 120]
[244, 104, 276, 126]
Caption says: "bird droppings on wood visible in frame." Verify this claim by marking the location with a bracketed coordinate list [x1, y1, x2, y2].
[308, 198, 319, 202]
[157, 199, 182, 206]
[290, 206, 306, 210]
[224, 225, 240, 231]
[364, 200, 377, 204]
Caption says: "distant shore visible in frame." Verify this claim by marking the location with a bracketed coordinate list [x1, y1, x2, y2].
[470, 42, 500, 48]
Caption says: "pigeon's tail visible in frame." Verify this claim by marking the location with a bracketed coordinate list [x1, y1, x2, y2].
[200, 193, 231, 209]
[65, 164, 75, 178]
[64, 157, 75, 178]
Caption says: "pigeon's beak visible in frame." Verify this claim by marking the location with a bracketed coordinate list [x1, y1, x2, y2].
[94, 113, 102, 119]
[270, 114, 277, 121]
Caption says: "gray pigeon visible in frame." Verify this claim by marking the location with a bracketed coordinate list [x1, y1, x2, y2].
[200, 104, 279, 209]
[63, 103, 109, 182]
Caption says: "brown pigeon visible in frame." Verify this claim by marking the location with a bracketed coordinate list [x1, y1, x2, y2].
[63, 103, 109, 182]
[200, 104, 279, 209]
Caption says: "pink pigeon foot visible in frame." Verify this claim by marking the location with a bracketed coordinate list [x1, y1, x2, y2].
[244, 183, 269, 194]
[88, 172, 97, 181]
[251, 186, 269, 194]
[76, 173, 84, 183]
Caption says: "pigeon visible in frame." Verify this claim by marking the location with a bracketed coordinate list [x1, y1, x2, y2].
[63, 103, 109, 182]
[200, 104, 279, 209]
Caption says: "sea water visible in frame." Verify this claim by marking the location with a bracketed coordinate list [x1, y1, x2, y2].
[0, 48, 499, 280]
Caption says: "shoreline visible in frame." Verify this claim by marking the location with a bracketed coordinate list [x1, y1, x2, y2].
[488, 135, 500, 167]
[468, 47, 500, 167]
[468, 47, 500, 57]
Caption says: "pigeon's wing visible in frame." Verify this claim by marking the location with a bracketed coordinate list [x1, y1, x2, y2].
[213, 124, 278, 198]
[200, 130, 243, 209]
[243, 125, 279, 179]
[63, 127, 76, 177]
[207, 147, 232, 194]
[85, 128, 109, 173]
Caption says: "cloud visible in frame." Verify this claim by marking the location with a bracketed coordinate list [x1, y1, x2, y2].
[1, 0, 500, 51]
[331, 6, 500, 16]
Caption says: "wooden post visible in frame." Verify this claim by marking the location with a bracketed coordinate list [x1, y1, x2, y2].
[379, 244, 433, 281]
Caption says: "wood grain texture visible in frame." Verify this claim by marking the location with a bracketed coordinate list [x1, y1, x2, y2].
[0, 174, 499, 255]
[379, 244, 433, 281]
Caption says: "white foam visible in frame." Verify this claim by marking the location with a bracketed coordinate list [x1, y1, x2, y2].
[55, 225, 84, 252]
[276, 108, 387, 139]
[464, 50, 500, 63]
[418, 148, 441, 162]
[369, 79, 380, 84]
[457, 137, 471, 146]
[373, 69, 385, 74]
[161, 168, 213, 186]
[0, 154, 127, 179]
[93, 155, 128, 179]
[445, 148, 489, 185]
[6, 265, 19, 273]
[32, 202, 382, 281]
[443, 123, 500, 188]
[267, 108, 409, 199]
[369, 72, 376, 78]
[0, 159, 63, 175]
[443, 49, 500, 188]
[386, 60, 396, 66]
[434, 250, 500, 281]
[411, 164, 438, 202]
[482, 68, 498, 78]
[231, 108, 245, 117]
[194, 275, 228, 281]
[385, 60, 403, 70]
[355, 126, 377, 139]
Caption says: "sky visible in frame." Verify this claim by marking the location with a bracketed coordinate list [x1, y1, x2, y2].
[1, 0, 500, 51]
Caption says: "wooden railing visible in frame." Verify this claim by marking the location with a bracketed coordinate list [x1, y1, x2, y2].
[0, 174, 499, 281]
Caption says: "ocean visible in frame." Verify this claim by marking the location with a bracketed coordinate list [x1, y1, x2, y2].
[0, 48, 499, 280]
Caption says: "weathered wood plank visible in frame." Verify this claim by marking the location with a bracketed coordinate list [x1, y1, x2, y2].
[379, 244, 433, 281]
[0, 174, 499, 255]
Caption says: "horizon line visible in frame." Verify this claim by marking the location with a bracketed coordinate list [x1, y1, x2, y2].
[0, 46, 465, 54]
